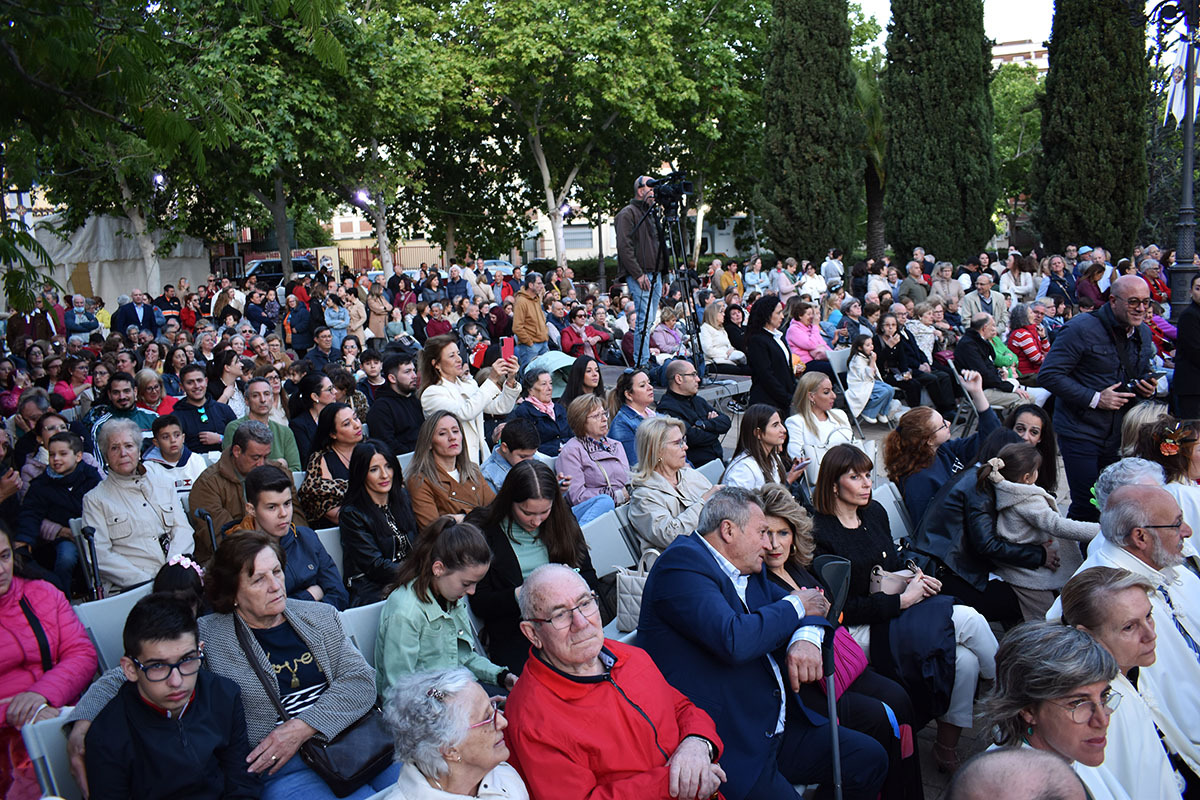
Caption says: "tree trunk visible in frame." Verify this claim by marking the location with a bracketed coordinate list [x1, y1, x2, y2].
[548, 208, 566, 269]
[444, 219, 457, 263]
[690, 174, 706, 266]
[865, 165, 886, 262]
[114, 170, 161, 292]
[597, 218, 606, 288]
[271, 175, 293, 282]
[371, 199, 394, 273]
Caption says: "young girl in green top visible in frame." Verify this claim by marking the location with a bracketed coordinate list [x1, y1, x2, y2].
[374, 516, 517, 698]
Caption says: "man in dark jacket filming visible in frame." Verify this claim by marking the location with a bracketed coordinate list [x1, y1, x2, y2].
[614, 175, 661, 368]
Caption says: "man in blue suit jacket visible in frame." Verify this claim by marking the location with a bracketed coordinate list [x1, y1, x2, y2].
[639, 487, 888, 800]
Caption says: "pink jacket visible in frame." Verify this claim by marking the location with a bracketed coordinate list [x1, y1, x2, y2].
[0, 576, 97, 726]
[786, 319, 826, 363]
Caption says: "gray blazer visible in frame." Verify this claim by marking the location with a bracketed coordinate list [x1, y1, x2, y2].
[70, 599, 376, 747]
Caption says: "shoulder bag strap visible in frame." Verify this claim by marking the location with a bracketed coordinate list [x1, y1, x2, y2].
[19, 596, 53, 672]
[233, 615, 291, 722]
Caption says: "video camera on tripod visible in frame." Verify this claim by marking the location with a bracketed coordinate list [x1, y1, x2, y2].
[643, 172, 693, 222]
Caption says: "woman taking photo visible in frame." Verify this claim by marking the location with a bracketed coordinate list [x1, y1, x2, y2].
[560, 355, 605, 409]
[465, 460, 599, 673]
[759, 485, 923, 800]
[811, 443, 998, 772]
[207, 349, 246, 413]
[722, 403, 803, 490]
[1060, 568, 1184, 800]
[339, 439, 420, 606]
[606, 367, 655, 465]
[785, 301, 836, 378]
[627, 417, 719, 551]
[419, 334, 520, 465]
[883, 369, 998, 523]
[297, 402, 363, 527]
[375, 519, 515, 698]
[290, 371, 336, 466]
[785, 371, 859, 485]
[70, 531, 400, 800]
[556, 394, 630, 507]
[385, 667, 529, 799]
[746, 295, 800, 416]
[982, 622, 1129, 800]
[506, 368, 572, 457]
[407, 411, 496, 531]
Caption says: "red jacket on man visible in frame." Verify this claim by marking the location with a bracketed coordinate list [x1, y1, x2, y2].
[505, 640, 723, 800]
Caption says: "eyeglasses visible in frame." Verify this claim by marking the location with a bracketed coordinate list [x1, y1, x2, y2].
[665, 437, 687, 449]
[1116, 296, 1151, 308]
[525, 593, 599, 629]
[1140, 520, 1187, 531]
[1048, 690, 1121, 724]
[587, 410, 609, 421]
[468, 700, 503, 730]
[131, 651, 205, 682]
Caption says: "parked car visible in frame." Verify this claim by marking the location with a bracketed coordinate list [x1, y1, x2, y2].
[482, 259, 515, 276]
[244, 258, 317, 288]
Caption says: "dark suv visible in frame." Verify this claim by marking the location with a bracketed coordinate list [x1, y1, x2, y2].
[243, 258, 316, 288]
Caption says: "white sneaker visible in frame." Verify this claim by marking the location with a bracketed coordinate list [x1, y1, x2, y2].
[876, 415, 890, 424]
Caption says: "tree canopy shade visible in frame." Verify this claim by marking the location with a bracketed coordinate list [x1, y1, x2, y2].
[1031, 0, 1148, 254]
[756, 0, 862, 261]
[881, 0, 996, 262]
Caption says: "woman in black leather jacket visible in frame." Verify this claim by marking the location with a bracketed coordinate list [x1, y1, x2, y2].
[338, 439, 420, 606]
[909, 428, 1051, 627]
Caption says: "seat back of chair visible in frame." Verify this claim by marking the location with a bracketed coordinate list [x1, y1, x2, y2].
[340, 600, 385, 669]
[580, 509, 638, 578]
[73, 583, 155, 670]
[313, 527, 344, 577]
[21, 707, 80, 800]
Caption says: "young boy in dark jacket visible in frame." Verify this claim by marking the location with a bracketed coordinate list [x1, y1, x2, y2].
[16, 431, 101, 593]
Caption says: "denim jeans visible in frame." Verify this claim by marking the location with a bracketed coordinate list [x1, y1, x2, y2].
[861, 381, 895, 419]
[515, 340, 548, 372]
[626, 274, 661, 367]
[52, 537, 79, 594]
[571, 494, 615, 526]
[263, 755, 400, 800]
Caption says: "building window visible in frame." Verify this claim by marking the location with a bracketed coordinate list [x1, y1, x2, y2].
[339, 221, 354, 234]
[563, 225, 593, 250]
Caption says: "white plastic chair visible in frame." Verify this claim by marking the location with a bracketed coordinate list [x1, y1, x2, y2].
[824, 348, 865, 440]
[73, 583, 155, 671]
[397, 451, 414, 474]
[313, 527, 344, 577]
[292, 470, 306, 489]
[341, 600, 385, 669]
[21, 706, 80, 800]
[580, 510, 638, 578]
[696, 459, 725, 485]
[534, 452, 557, 472]
[874, 481, 914, 544]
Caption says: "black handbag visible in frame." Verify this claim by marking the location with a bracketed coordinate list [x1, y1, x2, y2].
[234, 617, 393, 797]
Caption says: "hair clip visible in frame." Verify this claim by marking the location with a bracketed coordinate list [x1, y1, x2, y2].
[1159, 422, 1197, 457]
[426, 687, 446, 701]
[168, 554, 204, 578]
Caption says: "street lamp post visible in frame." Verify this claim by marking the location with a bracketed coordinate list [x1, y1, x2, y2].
[1124, 0, 1199, 318]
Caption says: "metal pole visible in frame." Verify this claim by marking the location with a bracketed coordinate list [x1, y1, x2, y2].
[1173, 3, 1199, 320]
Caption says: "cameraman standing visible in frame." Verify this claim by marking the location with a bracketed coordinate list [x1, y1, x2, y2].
[615, 175, 660, 368]
[1039, 275, 1158, 521]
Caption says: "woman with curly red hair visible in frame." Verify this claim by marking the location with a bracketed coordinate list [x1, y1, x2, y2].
[883, 369, 1000, 523]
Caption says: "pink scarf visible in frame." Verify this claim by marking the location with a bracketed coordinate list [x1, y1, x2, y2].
[525, 396, 556, 419]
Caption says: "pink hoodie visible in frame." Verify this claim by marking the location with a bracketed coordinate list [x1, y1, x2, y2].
[786, 319, 827, 363]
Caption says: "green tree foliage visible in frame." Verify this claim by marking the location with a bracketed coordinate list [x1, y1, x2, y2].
[882, 0, 996, 261]
[756, 0, 862, 261]
[1032, 0, 1148, 253]
[992, 64, 1043, 224]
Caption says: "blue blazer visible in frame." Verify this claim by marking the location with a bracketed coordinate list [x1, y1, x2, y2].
[638, 532, 828, 800]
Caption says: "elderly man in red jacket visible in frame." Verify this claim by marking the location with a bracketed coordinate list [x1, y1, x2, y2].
[505, 564, 725, 800]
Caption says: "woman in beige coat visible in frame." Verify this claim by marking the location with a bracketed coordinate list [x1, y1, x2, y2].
[366, 283, 390, 339]
[628, 417, 722, 551]
[344, 292, 368, 342]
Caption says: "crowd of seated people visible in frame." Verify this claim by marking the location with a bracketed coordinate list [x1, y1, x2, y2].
[0, 246, 1198, 800]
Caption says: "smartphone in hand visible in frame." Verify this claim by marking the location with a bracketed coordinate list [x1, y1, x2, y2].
[501, 337, 515, 361]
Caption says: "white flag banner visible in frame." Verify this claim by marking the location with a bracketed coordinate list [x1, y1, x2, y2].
[1165, 42, 1199, 128]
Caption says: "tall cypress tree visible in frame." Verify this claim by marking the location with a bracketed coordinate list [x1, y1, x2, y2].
[756, 0, 862, 261]
[882, 0, 996, 261]
[1032, 0, 1147, 253]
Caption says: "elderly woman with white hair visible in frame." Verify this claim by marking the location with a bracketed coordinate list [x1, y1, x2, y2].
[384, 667, 529, 799]
[81, 417, 192, 593]
[1060, 567, 1186, 799]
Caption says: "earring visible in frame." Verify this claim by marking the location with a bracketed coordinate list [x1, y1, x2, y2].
[1025, 724, 1034, 737]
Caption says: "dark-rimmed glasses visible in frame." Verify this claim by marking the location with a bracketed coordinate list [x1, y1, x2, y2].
[131, 651, 205, 682]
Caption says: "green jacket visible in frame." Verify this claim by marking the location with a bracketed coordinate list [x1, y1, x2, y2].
[375, 582, 505, 698]
[221, 417, 302, 472]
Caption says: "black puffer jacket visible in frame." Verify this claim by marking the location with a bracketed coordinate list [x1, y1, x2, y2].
[910, 465, 1045, 592]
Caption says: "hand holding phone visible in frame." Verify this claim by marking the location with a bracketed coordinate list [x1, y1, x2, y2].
[501, 337, 515, 361]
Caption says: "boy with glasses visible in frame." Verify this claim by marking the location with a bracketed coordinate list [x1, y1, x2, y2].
[85, 594, 260, 799]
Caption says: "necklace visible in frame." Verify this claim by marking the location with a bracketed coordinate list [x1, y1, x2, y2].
[380, 504, 413, 561]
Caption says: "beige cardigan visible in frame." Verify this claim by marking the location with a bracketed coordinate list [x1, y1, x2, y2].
[628, 467, 712, 552]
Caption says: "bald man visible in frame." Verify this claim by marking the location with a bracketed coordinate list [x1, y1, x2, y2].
[1040, 275, 1157, 520]
[947, 748, 1086, 800]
